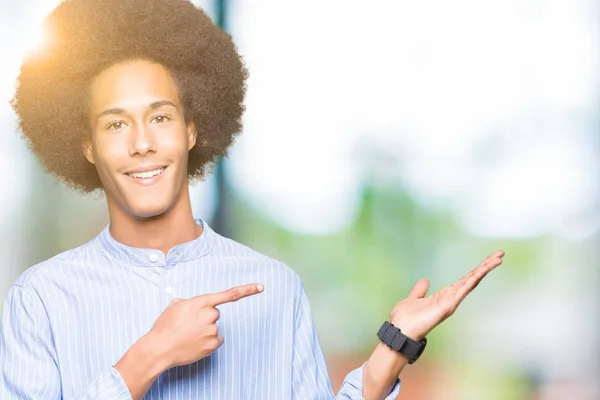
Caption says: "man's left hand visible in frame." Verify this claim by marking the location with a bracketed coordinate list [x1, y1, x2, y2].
[390, 250, 504, 341]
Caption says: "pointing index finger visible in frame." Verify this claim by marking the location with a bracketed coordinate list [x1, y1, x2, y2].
[201, 284, 264, 307]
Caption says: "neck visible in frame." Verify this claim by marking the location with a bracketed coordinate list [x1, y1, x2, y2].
[106, 186, 203, 256]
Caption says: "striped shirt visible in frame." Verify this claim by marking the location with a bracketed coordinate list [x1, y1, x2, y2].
[0, 219, 400, 399]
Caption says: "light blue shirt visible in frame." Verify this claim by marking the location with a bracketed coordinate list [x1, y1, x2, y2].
[1, 219, 400, 399]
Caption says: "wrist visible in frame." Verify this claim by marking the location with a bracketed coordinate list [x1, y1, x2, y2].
[379, 320, 428, 365]
[389, 319, 424, 342]
[375, 341, 411, 365]
[136, 333, 171, 373]
[114, 334, 168, 398]
[363, 343, 409, 399]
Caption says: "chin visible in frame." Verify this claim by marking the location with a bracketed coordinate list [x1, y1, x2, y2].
[128, 202, 173, 220]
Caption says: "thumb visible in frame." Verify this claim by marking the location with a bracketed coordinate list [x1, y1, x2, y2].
[407, 278, 430, 299]
[169, 298, 182, 307]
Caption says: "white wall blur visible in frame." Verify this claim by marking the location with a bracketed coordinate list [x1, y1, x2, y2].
[227, 0, 600, 398]
[229, 0, 599, 238]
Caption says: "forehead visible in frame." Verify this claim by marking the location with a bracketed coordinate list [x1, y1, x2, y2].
[89, 59, 181, 112]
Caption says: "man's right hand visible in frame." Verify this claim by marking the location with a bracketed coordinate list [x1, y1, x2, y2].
[114, 283, 264, 400]
[148, 283, 264, 368]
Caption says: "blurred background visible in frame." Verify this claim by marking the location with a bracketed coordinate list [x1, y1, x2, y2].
[1, 0, 599, 399]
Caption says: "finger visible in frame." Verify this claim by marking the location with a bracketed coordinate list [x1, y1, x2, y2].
[205, 307, 220, 323]
[488, 250, 505, 259]
[407, 278, 430, 299]
[482, 250, 504, 264]
[477, 250, 505, 269]
[455, 257, 502, 300]
[168, 298, 182, 307]
[200, 284, 265, 307]
[455, 254, 503, 288]
[455, 257, 501, 288]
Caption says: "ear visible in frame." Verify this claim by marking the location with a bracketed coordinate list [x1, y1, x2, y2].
[187, 120, 197, 150]
[82, 137, 95, 165]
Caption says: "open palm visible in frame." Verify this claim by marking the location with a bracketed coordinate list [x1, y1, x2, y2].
[390, 250, 504, 341]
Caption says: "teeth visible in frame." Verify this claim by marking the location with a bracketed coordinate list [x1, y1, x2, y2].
[129, 168, 165, 179]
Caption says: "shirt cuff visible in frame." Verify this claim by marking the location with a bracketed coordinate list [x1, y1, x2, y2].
[75, 367, 132, 400]
[337, 362, 401, 400]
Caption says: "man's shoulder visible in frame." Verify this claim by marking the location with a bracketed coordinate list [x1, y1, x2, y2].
[13, 236, 99, 289]
[212, 234, 303, 283]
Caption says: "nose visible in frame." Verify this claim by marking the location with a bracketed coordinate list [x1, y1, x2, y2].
[129, 123, 156, 157]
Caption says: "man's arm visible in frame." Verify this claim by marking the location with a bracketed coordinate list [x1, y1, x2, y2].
[113, 284, 263, 399]
[1, 284, 62, 399]
[361, 250, 505, 400]
[1, 283, 263, 400]
[291, 251, 504, 400]
[290, 284, 401, 400]
[0, 284, 130, 400]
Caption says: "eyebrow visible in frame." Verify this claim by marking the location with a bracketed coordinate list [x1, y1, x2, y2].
[95, 100, 178, 122]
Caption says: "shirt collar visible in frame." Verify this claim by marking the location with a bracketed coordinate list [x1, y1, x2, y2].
[97, 218, 216, 266]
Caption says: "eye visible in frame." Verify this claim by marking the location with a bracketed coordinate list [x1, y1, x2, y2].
[106, 121, 126, 131]
[152, 114, 171, 124]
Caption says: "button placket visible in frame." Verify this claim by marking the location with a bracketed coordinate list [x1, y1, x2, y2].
[160, 264, 177, 305]
[151, 253, 174, 304]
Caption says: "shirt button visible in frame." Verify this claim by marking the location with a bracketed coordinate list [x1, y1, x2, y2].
[149, 254, 159, 263]
[165, 286, 174, 295]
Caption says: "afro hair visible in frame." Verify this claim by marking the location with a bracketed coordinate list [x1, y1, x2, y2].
[11, 0, 248, 193]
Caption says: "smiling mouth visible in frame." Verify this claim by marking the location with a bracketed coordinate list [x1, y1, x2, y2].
[126, 167, 166, 179]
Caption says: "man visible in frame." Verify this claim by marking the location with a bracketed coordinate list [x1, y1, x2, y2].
[0, 0, 504, 399]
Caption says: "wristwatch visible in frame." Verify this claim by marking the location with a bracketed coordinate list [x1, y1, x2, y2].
[377, 321, 427, 364]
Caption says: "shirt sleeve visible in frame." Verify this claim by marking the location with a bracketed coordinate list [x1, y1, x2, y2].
[290, 285, 401, 400]
[74, 368, 132, 400]
[0, 284, 132, 400]
[337, 363, 401, 400]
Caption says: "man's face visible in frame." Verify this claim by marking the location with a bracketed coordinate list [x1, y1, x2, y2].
[85, 59, 196, 219]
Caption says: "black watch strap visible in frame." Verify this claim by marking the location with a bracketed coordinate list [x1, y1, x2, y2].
[377, 321, 427, 364]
